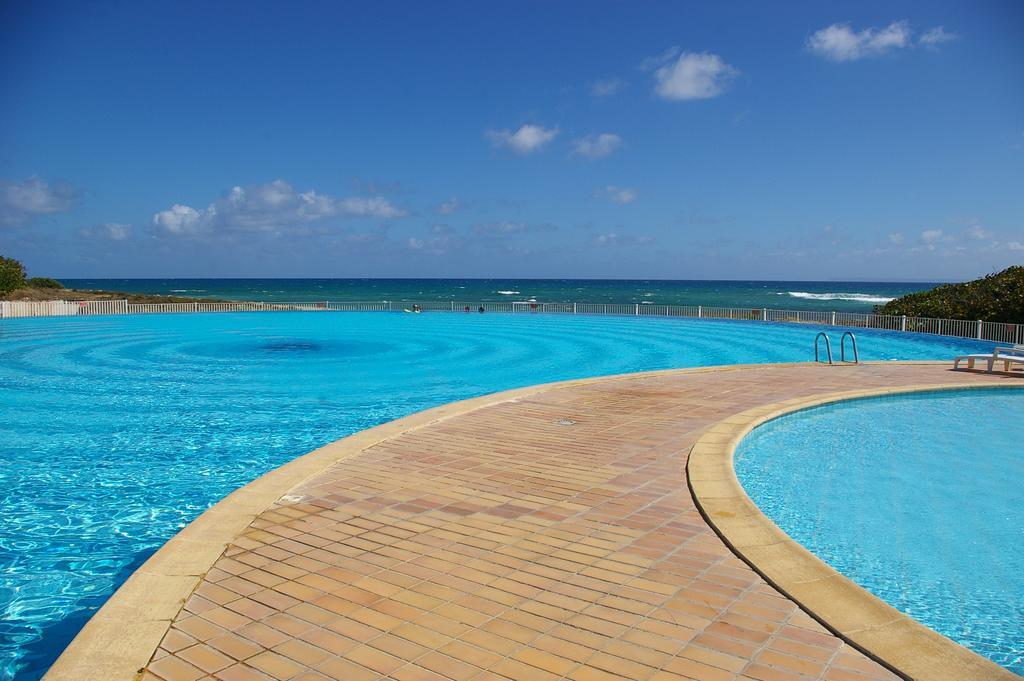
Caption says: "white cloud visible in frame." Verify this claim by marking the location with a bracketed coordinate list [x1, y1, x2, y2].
[436, 197, 460, 215]
[487, 125, 559, 154]
[0, 176, 76, 227]
[640, 46, 681, 72]
[964, 222, 992, 240]
[653, 52, 739, 100]
[152, 179, 406, 237]
[919, 26, 957, 47]
[407, 225, 459, 255]
[572, 133, 623, 160]
[153, 204, 203, 234]
[590, 232, 653, 247]
[598, 185, 638, 204]
[337, 196, 406, 218]
[79, 222, 132, 241]
[919, 228, 957, 250]
[807, 21, 913, 61]
[879, 220, 1018, 257]
[590, 78, 625, 97]
[1006, 241, 1024, 251]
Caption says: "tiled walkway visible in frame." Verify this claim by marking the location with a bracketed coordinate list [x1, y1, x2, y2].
[141, 364, 1011, 681]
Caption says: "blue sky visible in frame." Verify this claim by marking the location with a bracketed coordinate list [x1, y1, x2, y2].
[1, 0, 1021, 281]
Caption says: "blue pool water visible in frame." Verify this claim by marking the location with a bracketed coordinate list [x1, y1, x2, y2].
[0, 311, 994, 680]
[736, 389, 1024, 675]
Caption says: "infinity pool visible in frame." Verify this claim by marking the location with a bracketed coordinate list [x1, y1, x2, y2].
[0, 311, 993, 679]
[736, 389, 1024, 675]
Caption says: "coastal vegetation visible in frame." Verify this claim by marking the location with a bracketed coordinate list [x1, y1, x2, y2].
[26, 277, 64, 289]
[0, 256, 27, 294]
[0, 254, 220, 304]
[3, 285, 224, 304]
[876, 266, 1024, 324]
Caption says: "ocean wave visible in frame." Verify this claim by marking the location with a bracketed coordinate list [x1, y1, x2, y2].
[784, 291, 894, 303]
[496, 290, 520, 295]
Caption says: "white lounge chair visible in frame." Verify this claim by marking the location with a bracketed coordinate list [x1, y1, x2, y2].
[954, 344, 1024, 372]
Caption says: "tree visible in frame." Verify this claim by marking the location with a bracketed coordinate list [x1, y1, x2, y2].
[0, 256, 27, 294]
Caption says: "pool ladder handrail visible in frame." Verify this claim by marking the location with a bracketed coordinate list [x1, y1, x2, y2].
[814, 332, 833, 365]
[814, 332, 859, 365]
[840, 331, 859, 364]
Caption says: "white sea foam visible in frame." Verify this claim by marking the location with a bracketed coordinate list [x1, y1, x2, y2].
[784, 291, 894, 304]
[497, 290, 520, 295]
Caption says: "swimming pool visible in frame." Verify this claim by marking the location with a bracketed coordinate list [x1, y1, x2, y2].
[735, 388, 1024, 675]
[0, 311, 994, 680]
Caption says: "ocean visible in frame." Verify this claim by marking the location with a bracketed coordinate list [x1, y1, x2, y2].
[58, 278, 937, 313]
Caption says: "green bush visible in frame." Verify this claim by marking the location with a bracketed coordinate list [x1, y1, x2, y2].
[26, 277, 65, 289]
[0, 256, 27, 294]
[875, 266, 1024, 323]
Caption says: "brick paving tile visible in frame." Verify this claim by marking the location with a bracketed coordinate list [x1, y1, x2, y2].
[142, 364, 1008, 681]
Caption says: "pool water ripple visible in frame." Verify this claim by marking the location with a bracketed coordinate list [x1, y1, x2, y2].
[0, 311, 993, 680]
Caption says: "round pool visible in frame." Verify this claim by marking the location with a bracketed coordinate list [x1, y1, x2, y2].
[0, 311, 995, 679]
[735, 388, 1024, 675]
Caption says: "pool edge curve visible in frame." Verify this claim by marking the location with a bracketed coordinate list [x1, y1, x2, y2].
[687, 382, 1021, 681]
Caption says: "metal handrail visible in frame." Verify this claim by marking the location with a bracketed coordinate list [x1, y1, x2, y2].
[814, 332, 833, 365]
[841, 332, 859, 364]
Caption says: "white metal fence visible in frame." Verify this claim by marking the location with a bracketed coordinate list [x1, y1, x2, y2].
[1, 298, 1019, 344]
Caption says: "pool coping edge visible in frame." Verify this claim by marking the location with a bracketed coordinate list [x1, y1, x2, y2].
[687, 381, 1022, 681]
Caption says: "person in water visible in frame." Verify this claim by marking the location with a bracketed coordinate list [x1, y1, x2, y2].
[478, 306, 485, 313]
[412, 304, 422, 313]
[464, 306, 471, 312]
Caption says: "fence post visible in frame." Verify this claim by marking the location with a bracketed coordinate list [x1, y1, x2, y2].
[901, 315, 907, 332]
[976, 320, 982, 340]
[831, 311, 836, 326]
[938, 319, 944, 336]
[451, 301, 454, 311]
[762, 307, 767, 321]
[573, 302, 577, 314]
[698, 305, 702, 318]
[635, 304, 639, 315]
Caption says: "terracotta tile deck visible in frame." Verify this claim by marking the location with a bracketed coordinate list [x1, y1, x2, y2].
[141, 364, 1012, 681]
